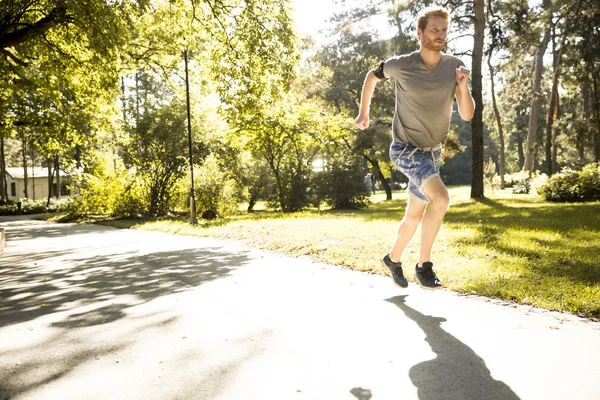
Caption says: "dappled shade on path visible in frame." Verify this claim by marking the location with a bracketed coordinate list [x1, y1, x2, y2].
[0, 222, 251, 329]
[0, 221, 255, 398]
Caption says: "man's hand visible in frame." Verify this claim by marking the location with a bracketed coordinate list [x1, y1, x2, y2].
[455, 65, 474, 121]
[355, 114, 370, 130]
[456, 66, 470, 89]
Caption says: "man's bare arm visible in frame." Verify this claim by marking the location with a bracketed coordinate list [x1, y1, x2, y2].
[455, 66, 474, 121]
[355, 68, 388, 130]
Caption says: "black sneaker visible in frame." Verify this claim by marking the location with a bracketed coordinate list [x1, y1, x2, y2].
[415, 262, 442, 290]
[381, 254, 408, 288]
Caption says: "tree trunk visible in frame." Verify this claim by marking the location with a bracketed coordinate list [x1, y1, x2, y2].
[487, 51, 505, 189]
[470, 0, 485, 199]
[119, 75, 128, 173]
[21, 127, 28, 198]
[247, 196, 258, 212]
[0, 136, 6, 203]
[341, 137, 392, 200]
[524, 3, 551, 175]
[135, 72, 141, 122]
[545, 23, 560, 175]
[552, 125, 560, 172]
[545, 69, 560, 174]
[516, 108, 525, 167]
[581, 84, 591, 162]
[47, 158, 54, 207]
[0, 6, 70, 49]
[55, 155, 60, 199]
[269, 162, 286, 212]
[544, 0, 582, 173]
[593, 73, 600, 162]
[364, 155, 392, 200]
[31, 148, 36, 201]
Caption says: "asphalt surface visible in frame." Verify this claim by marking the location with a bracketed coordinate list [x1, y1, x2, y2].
[1, 218, 599, 400]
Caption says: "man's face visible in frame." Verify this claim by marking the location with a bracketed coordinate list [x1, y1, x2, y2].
[418, 16, 448, 52]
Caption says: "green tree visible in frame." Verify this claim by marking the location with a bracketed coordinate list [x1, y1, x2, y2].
[124, 101, 189, 216]
[575, 1, 600, 162]
[522, 0, 551, 174]
[315, 3, 417, 200]
[119, 0, 299, 216]
[486, 0, 506, 189]
[242, 95, 328, 212]
[0, 0, 134, 204]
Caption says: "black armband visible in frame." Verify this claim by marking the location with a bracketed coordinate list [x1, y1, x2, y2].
[372, 61, 388, 80]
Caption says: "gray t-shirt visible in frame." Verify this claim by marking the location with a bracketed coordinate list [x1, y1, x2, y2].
[383, 51, 465, 148]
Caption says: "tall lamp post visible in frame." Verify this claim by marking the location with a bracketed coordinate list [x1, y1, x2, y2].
[184, 49, 198, 224]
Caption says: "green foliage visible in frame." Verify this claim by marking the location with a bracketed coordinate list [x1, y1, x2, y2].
[192, 155, 241, 219]
[505, 171, 548, 195]
[539, 163, 600, 202]
[511, 180, 530, 194]
[1, 0, 132, 175]
[234, 153, 274, 211]
[0, 197, 71, 216]
[242, 94, 334, 212]
[122, 82, 190, 216]
[314, 24, 396, 198]
[440, 114, 474, 185]
[206, 1, 299, 122]
[268, 163, 313, 212]
[69, 172, 145, 218]
[314, 155, 370, 210]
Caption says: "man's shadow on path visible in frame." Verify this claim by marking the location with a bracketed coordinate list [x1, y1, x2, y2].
[385, 295, 520, 400]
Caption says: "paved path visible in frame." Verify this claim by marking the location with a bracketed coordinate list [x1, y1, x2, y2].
[1, 219, 599, 400]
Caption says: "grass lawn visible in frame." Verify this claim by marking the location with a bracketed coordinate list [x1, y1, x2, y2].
[98, 186, 600, 319]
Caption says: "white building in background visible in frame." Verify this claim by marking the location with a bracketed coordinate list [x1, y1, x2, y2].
[5, 167, 72, 201]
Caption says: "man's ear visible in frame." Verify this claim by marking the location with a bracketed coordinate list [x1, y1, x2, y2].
[416, 28, 422, 40]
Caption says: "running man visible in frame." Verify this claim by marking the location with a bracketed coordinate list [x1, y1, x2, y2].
[355, 6, 474, 289]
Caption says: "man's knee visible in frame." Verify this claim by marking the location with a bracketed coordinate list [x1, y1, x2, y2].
[422, 177, 449, 210]
[430, 191, 450, 209]
[401, 212, 424, 227]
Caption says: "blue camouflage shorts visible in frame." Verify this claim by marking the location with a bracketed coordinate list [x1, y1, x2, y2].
[389, 142, 442, 203]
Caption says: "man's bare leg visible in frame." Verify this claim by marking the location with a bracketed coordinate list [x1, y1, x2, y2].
[418, 176, 450, 266]
[388, 194, 427, 263]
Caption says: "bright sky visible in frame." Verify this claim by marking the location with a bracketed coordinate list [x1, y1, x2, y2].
[292, 0, 337, 44]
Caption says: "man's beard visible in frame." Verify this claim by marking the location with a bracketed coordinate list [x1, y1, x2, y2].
[423, 36, 444, 51]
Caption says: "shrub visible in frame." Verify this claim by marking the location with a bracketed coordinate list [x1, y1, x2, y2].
[314, 157, 370, 210]
[507, 171, 532, 194]
[0, 198, 72, 216]
[530, 173, 548, 195]
[538, 163, 600, 202]
[113, 179, 146, 218]
[69, 171, 146, 217]
[192, 155, 242, 219]
[505, 171, 547, 195]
